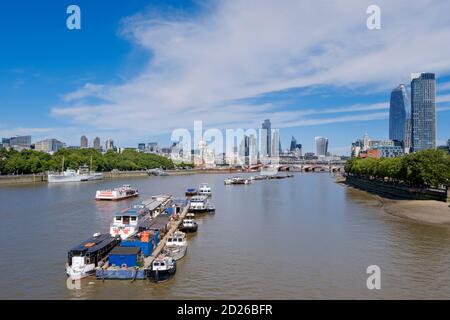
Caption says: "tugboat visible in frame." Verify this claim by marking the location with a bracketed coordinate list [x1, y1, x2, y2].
[147, 255, 177, 282]
[66, 233, 120, 280]
[189, 196, 215, 214]
[162, 231, 188, 261]
[198, 183, 212, 196]
[96, 185, 139, 201]
[179, 218, 198, 233]
[185, 188, 198, 197]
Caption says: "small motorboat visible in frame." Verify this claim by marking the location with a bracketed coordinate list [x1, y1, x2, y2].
[224, 178, 233, 185]
[179, 218, 198, 233]
[185, 188, 198, 197]
[162, 231, 188, 261]
[147, 255, 176, 282]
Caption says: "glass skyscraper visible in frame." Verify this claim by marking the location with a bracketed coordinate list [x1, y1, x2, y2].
[389, 84, 410, 146]
[261, 119, 272, 157]
[315, 136, 328, 157]
[411, 73, 436, 152]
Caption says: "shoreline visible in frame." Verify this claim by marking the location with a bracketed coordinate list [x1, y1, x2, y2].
[335, 176, 450, 226]
[0, 169, 241, 185]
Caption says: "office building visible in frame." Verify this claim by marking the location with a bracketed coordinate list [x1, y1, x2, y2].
[411, 73, 436, 151]
[80, 135, 88, 148]
[34, 138, 65, 153]
[389, 84, 411, 149]
[93, 137, 101, 151]
[315, 136, 329, 157]
[261, 119, 272, 157]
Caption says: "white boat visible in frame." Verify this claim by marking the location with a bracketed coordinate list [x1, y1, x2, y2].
[198, 183, 212, 196]
[189, 195, 216, 214]
[66, 233, 120, 280]
[224, 178, 233, 185]
[163, 231, 188, 260]
[147, 255, 177, 282]
[96, 185, 139, 201]
[224, 177, 251, 185]
[179, 218, 198, 233]
[48, 157, 103, 183]
[110, 207, 149, 239]
[48, 168, 103, 183]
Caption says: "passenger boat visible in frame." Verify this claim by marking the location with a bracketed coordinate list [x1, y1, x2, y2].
[198, 183, 212, 196]
[162, 231, 188, 261]
[179, 218, 198, 233]
[110, 207, 150, 239]
[66, 233, 120, 280]
[96, 185, 139, 201]
[147, 255, 177, 282]
[185, 188, 198, 196]
[189, 196, 216, 214]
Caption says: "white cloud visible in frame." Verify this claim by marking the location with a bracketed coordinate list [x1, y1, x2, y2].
[51, 0, 450, 143]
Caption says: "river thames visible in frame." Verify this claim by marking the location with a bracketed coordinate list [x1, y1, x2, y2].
[1, 172, 450, 299]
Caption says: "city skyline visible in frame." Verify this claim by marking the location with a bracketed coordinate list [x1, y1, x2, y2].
[1, 1, 450, 154]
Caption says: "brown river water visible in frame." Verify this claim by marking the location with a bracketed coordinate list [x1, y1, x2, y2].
[1, 173, 450, 299]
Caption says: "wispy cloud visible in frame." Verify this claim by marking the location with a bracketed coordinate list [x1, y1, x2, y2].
[50, 0, 450, 144]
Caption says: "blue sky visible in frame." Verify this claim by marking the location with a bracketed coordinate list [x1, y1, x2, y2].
[1, 0, 450, 155]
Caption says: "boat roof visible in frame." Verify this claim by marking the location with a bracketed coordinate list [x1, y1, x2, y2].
[69, 234, 117, 254]
[139, 215, 171, 230]
[116, 208, 142, 216]
[109, 246, 141, 255]
[190, 195, 208, 201]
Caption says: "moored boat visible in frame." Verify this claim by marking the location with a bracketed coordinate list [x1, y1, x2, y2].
[185, 188, 198, 196]
[110, 206, 150, 239]
[189, 195, 215, 214]
[179, 218, 198, 233]
[96, 185, 139, 201]
[198, 183, 212, 196]
[66, 233, 120, 280]
[162, 231, 188, 261]
[147, 255, 177, 282]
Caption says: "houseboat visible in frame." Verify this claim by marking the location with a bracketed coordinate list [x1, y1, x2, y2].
[162, 231, 188, 261]
[179, 218, 198, 233]
[96, 185, 139, 201]
[198, 183, 212, 196]
[110, 207, 150, 239]
[189, 196, 215, 214]
[147, 255, 177, 282]
[96, 246, 146, 280]
[66, 233, 120, 280]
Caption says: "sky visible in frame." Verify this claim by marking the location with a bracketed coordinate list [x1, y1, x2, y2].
[1, 0, 450, 155]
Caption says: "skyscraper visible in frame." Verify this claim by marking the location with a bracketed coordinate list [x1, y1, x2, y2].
[93, 137, 101, 150]
[289, 136, 297, 152]
[411, 73, 436, 152]
[389, 84, 410, 145]
[80, 135, 88, 148]
[315, 136, 328, 157]
[261, 119, 272, 157]
[105, 139, 114, 151]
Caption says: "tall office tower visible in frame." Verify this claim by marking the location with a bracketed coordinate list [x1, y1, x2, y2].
[290, 136, 297, 152]
[93, 137, 101, 150]
[261, 119, 272, 157]
[80, 135, 88, 148]
[105, 139, 114, 151]
[411, 73, 436, 152]
[389, 84, 411, 145]
[315, 136, 329, 157]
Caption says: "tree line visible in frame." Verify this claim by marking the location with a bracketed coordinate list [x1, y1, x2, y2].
[0, 148, 193, 175]
[344, 149, 450, 189]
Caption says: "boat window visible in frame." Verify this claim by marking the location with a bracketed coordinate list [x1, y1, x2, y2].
[123, 216, 130, 224]
[131, 217, 137, 221]
[115, 216, 121, 221]
[154, 262, 159, 266]
[160, 262, 165, 267]
[177, 238, 182, 242]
